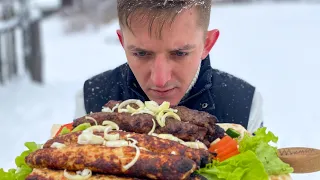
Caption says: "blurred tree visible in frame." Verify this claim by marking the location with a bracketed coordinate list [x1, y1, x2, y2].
[0, 0, 43, 84]
[0, 1, 18, 83]
[60, 0, 117, 33]
[62, 0, 73, 7]
[0, 35, 2, 84]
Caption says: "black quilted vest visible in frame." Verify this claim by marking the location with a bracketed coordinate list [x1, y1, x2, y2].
[83, 55, 255, 128]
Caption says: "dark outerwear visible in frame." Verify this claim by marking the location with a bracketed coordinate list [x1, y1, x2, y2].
[83, 55, 255, 128]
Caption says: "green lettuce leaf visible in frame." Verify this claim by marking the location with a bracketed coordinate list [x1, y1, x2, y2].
[239, 127, 278, 153]
[196, 150, 268, 180]
[255, 143, 294, 175]
[0, 142, 41, 180]
[239, 127, 293, 175]
[0, 168, 16, 180]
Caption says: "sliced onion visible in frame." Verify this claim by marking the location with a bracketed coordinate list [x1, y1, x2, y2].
[182, 141, 208, 150]
[86, 125, 108, 133]
[111, 103, 119, 112]
[103, 125, 113, 134]
[156, 111, 165, 127]
[105, 133, 120, 141]
[126, 104, 139, 113]
[102, 103, 120, 113]
[127, 137, 138, 145]
[118, 99, 145, 113]
[101, 107, 112, 112]
[50, 142, 66, 149]
[64, 169, 92, 180]
[118, 108, 129, 113]
[167, 108, 178, 113]
[197, 141, 208, 150]
[158, 101, 170, 111]
[144, 101, 160, 112]
[210, 138, 221, 146]
[123, 143, 140, 171]
[80, 169, 92, 176]
[156, 134, 184, 143]
[78, 130, 104, 145]
[148, 119, 156, 135]
[160, 112, 181, 127]
[131, 109, 155, 116]
[150, 133, 158, 137]
[103, 140, 129, 147]
[161, 109, 179, 114]
[102, 121, 119, 130]
[85, 116, 98, 126]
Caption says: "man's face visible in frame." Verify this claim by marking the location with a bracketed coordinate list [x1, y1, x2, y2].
[118, 8, 218, 105]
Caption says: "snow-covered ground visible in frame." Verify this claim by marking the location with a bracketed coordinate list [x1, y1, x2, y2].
[1, 2, 320, 179]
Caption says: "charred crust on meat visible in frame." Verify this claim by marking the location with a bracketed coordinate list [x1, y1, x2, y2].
[174, 157, 195, 173]
[25, 174, 48, 180]
[87, 157, 121, 174]
[187, 173, 208, 180]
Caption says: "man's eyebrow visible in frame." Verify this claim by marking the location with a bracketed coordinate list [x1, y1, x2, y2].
[173, 44, 196, 51]
[127, 45, 149, 52]
[126, 44, 196, 52]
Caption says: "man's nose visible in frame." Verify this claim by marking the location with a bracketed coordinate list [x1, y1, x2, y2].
[151, 56, 172, 87]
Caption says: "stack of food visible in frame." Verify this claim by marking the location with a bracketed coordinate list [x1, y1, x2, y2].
[0, 99, 295, 180]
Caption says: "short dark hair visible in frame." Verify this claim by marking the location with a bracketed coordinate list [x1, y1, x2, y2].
[117, 0, 212, 38]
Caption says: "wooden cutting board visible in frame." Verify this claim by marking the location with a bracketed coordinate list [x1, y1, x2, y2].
[278, 147, 320, 173]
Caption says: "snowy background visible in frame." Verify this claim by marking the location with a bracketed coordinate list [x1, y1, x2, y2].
[1, 1, 320, 179]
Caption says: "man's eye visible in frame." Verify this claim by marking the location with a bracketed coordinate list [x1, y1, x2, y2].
[133, 51, 147, 57]
[174, 51, 188, 57]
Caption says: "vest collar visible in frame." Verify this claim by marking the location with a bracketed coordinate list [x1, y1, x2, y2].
[179, 55, 213, 104]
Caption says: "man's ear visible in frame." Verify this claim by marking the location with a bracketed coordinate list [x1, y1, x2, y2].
[201, 29, 220, 60]
[116, 29, 124, 47]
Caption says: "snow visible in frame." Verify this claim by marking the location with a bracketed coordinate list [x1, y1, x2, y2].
[1, 2, 320, 179]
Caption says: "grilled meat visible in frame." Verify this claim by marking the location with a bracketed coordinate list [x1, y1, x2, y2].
[26, 168, 143, 180]
[73, 112, 208, 142]
[26, 168, 206, 180]
[154, 118, 208, 141]
[172, 106, 216, 135]
[102, 100, 224, 144]
[103, 100, 125, 111]
[206, 124, 226, 143]
[73, 112, 154, 134]
[26, 144, 197, 180]
[103, 101, 217, 133]
[43, 131, 211, 167]
[187, 174, 207, 180]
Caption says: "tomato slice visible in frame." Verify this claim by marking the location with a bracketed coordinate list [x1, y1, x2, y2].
[209, 136, 233, 153]
[218, 149, 240, 162]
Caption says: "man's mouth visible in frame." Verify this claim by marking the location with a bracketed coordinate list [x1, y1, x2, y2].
[150, 88, 176, 97]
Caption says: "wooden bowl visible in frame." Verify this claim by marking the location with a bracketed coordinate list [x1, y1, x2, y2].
[278, 147, 320, 173]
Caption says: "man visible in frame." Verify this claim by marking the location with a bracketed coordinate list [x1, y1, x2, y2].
[74, 0, 263, 133]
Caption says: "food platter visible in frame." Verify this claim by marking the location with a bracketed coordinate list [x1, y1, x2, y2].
[1, 99, 318, 180]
